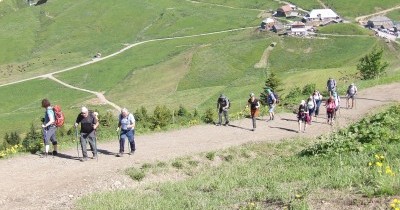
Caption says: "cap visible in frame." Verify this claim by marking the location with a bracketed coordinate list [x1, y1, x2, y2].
[81, 106, 88, 113]
[250, 93, 255, 97]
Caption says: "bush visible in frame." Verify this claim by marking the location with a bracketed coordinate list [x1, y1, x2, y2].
[152, 105, 172, 129]
[172, 160, 184, 169]
[22, 124, 43, 153]
[202, 108, 215, 124]
[206, 152, 216, 160]
[302, 83, 316, 96]
[98, 111, 116, 127]
[357, 48, 388, 80]
[126, 168, 146, 181]
[4, 131, 21, 147]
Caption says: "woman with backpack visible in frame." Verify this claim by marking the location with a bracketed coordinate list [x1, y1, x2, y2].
[306, 95, 316, 123]
[312, 90, 323, 118]
[325, 96, 336, 125]
[297, 100, 309, 133]
[246, 93, 260, 131]
[346, 83, 357, 109]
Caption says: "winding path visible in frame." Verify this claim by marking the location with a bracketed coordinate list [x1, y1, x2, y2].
[0, 83, 399, 210]
[355, 5, 400, 22]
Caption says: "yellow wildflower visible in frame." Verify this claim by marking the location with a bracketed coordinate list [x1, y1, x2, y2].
[375, 154, 379, 159]
[368, 162, 372, 166]
[376, 162, 383, 167]
[380, 155, 384, 160]
[391, 203, 396, 208]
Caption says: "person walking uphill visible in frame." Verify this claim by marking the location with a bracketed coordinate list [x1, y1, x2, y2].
[246, 93, 260, 131]
[217, 94, 230, 126]
[75, 107, 98, 162]
[266, 89, 277, 121]
[41, 99, 58, 157]
[116, 108, 136, 157]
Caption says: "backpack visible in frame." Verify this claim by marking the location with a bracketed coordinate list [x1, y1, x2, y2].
[219, 97, 230, 109]
[327, 79, 336, 90]
[327, 102, 335, 113]
[348, 85, 356, 95]
[307, 100, 314, 109]
[267, 92, 279, 104]
[53, 105, 65, 127]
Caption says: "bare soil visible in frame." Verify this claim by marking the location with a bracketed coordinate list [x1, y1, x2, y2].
[0, 83, 399, 210]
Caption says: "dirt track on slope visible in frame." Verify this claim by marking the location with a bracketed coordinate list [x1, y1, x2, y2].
[0, 83, 400, 210]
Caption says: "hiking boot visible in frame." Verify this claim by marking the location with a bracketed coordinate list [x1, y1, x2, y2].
[40, 152, 48, 158]
[80, 157, 88, 162]
[116, 153, 123, 157]
[128, 150, 135, 155]
[52, 151, 58, 156]
[216, 123, 221, 126]
[91, 154, 98, 159]
[224, 122, 229, 126]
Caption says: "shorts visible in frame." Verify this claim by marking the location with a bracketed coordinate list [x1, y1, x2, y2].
[268, 104, 275, 113]
[250, 109, 259, 118]
[347, 94, 355, 99]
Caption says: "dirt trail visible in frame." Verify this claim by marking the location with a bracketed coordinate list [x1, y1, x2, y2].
[355, 5, 400, 22]
[0, 83, 399, 210]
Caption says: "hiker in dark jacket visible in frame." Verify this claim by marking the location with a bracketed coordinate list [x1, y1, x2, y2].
[216, 94, 230, 126]
[75, 106, 98, 161]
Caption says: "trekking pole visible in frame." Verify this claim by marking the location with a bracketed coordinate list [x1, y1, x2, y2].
[75, 128, 80, 159]
[94, 130, 98, 162]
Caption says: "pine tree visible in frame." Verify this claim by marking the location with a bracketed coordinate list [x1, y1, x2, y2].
[260, 72, 282, 105]
[357, 48, 388, 80]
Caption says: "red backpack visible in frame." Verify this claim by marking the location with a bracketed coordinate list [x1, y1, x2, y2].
[327, 101, 336, 113]
[53, 105, 65, 127]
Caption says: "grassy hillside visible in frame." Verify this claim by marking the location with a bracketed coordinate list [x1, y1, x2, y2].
[386, 9, 400, 21]
[0, 0, 261, 84]
[1, 0, 400, 145]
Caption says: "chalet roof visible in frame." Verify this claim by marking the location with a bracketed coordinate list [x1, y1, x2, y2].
[279, 5, 293, 13]
[291, 21, 305, 26]
[262, 18, 275, 23]
[308, 9, 338, 19]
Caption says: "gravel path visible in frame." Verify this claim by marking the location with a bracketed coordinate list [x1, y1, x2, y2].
[0, 83, 399, 210]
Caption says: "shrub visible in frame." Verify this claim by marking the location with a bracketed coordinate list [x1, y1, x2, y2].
[202, 108, 215, 124]
[152, 105, 172, 129]
[302, 83, 316, 96]
[357, 48, 388, 80]
[22, 124, 43, 153]
[98, 111, 115, 127]
[206, 152, 216, 160]
[126, 168, 145, 181]
[172, 160, 184, 169]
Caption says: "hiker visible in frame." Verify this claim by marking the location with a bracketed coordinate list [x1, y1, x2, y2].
[116, 108, 136, 157]
[246, 93, 260, 131]
[306, 95, 316, 123]
[216, 94, 230, 126]
[326, 77, 337, 96]
[346, 83, 358, 109]
[40, 99, 58, 157]
[266, 89, 277, 121]
[74, 107, 98, 161]
[325, 96, 336, 125]
[297, 100, 309, 133]
[332, 91, 341, 114]
[312, 90, 323, 118]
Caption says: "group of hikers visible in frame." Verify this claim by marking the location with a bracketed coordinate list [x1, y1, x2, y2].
[216, 77, 358, 133]
[39, 77, 357, 161]
[41, 99, 135, 161]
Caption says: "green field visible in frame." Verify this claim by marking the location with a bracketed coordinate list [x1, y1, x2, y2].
[321, 0, 400, 19]
[386, 9, 400, 22]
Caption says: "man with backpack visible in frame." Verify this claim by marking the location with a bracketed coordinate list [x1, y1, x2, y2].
[216, 94, 230, 126]
[74, 106, 98, 161]
[266, 89, 277, 121]
[297, 100, 310, 133]
[116, 108, 136, 157]
[326, 77, 337, 96]
[41, 99, 58, 157]
[346, 83, 358, 109]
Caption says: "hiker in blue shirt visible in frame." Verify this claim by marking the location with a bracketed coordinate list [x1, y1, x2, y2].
[116, 108, 136, 157]
[41, 99, 58, 157]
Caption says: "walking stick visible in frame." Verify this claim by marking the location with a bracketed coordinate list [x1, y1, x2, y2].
[75, 128, 80, 159]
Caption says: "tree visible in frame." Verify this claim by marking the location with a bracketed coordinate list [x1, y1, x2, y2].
[152, 105, 172, 129]
[260, 72, 282, 105]
[357, 48, 388, 80]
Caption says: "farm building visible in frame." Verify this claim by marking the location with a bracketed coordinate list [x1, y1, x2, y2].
[276, 4, 296, 17]
[290, 21, 307, 36]
[367, 16, 394, 29]
[305, 9, 340, 22]
[260, 18, 275, 30]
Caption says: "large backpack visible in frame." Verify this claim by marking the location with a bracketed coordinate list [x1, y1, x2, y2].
[268, 92, 279, 104]
[327, 79, 336, 90]
[327, 102, 335, 113]
[348, 85, 356, 95]
[219, 97, 230, 109]
[53, 105, 65, 127]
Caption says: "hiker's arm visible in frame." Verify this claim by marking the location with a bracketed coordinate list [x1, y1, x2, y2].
[128, 115, 135, 129]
